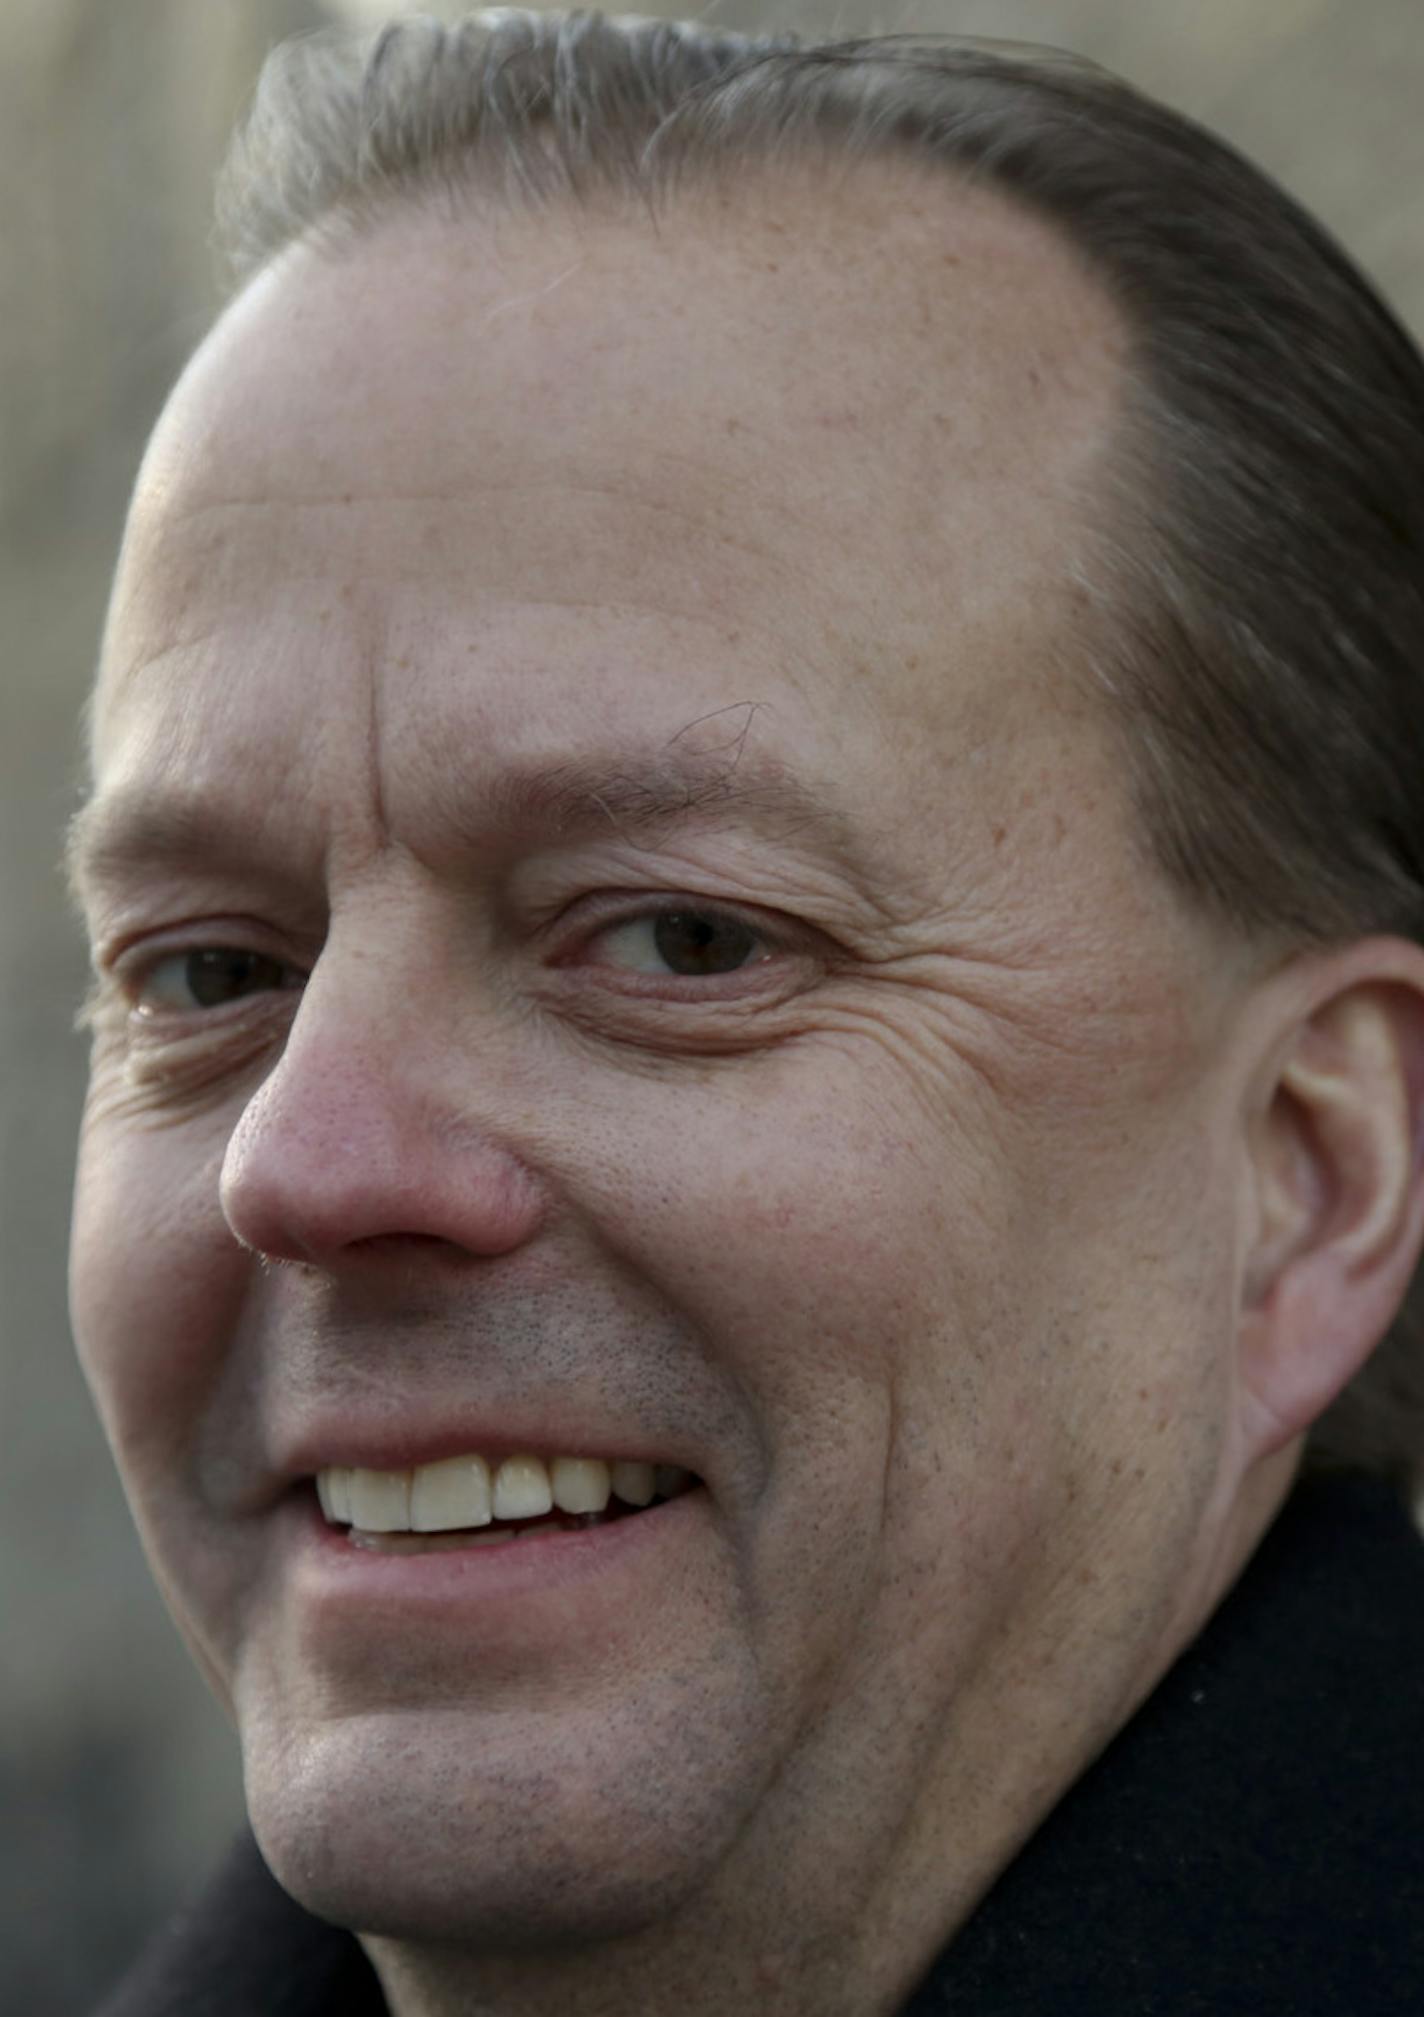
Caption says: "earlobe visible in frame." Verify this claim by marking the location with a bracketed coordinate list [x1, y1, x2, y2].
[1238, 942, 1424, 1461]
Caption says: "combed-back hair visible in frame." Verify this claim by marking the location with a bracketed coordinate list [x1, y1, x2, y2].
[216, 11, 1424, 1491]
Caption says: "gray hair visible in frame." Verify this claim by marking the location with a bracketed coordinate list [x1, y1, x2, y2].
[215, 11, 1424, 1491]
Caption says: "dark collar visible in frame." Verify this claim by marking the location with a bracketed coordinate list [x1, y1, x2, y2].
[98, 1473, 1424, 2016]
[905, 1470, 1424, 2015]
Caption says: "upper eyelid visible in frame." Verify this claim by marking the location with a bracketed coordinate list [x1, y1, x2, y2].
[554, 888, 810, 948]
[579, 894, 781, 936]
[95, 911, 298, 971]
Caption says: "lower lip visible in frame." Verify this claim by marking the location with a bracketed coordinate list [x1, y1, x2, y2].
[283, 1484, 704, 1613]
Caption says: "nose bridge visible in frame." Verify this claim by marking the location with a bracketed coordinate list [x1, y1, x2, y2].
[219, 914, 545, 1265]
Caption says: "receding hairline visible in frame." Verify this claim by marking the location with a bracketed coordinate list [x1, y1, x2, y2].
[226, 128, 1130, 379]
[212, 24, 1136, 293]
[111, 139, 1139, 732]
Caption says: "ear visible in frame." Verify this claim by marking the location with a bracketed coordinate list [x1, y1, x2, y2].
[1237, 936, 1424, 1462]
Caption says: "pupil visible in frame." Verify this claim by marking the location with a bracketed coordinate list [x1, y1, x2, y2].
[186, 949, 277, 1008]
[653, 911, 756, 975]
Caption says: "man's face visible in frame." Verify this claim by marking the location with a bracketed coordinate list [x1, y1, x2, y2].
[70, 169, 1257, 1963]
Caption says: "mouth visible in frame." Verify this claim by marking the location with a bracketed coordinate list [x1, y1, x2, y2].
[315, 1452, 698, 1555]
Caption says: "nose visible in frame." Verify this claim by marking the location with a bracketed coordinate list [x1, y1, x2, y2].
[219, 952, 547, 1268]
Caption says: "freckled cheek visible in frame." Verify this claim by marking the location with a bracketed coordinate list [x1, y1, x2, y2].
[70, 1106, 247, 1483]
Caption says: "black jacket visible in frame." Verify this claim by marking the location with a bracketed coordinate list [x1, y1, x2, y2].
[96, 1472, 1424, 2015]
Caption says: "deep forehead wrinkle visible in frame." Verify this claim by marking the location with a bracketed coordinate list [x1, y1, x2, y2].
[67, 730, 898, 915]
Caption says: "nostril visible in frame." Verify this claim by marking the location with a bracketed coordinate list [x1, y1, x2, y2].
[348, 1231, 461, 1255]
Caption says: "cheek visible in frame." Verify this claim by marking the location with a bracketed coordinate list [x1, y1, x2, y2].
[581, 1036, 1231, 1527]
[568, 1059, 1019, 1481]
[70, 1077, 246, 1480]
[577, 1069, 1137, 1755]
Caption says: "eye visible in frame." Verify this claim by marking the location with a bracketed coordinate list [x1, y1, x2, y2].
[595, 908, 771, 978]
[135, 947, 300, 1015]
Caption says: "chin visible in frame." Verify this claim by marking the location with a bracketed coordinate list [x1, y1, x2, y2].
[241, 1703, 749, 1950]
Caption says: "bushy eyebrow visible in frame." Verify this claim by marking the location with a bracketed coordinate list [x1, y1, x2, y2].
[65, 728, 884, 911]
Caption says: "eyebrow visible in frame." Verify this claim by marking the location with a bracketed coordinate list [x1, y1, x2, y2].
[65, 787, 296, 912]
[480, 741, 858, 854]
[65, 730, 884, 908]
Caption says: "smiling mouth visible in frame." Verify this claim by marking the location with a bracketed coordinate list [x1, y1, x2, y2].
[315, 1452, 697, 1553]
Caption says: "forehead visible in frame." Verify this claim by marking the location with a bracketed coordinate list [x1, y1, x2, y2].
[140, 157, 1122, 484]
[90, 163, 1128, 892]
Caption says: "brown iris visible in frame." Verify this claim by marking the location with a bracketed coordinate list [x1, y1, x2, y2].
[652, 911, 760, 975]
[181, 948, 289, 1008]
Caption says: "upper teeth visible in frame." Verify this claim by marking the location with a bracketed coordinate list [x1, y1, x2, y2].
[316, 1454, 692, 1533]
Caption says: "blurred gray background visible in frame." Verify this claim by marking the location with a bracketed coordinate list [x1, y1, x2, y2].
[2, 0, 1420, 2009]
